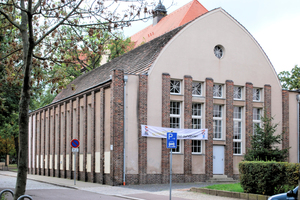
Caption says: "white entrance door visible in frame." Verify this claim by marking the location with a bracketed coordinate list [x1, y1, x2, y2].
[213, 145, 224, 174]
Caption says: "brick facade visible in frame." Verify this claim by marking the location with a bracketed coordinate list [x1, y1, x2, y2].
[110, 69, 125, 186]
[282, 90, 289, 161]
[138, 74, 148, 184]
[184, 75, 192, 182]
[245, 82, 253, 151]
[264, 84, 272, 118]
[161, 73, 171, 184]
[225, 80, 234, 177]
[205, 78, 214, 178]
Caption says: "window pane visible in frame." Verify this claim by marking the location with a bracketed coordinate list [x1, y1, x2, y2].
[192, 82, 202, 96]
[234, 86, 242, 99]
[192, 118, 201, 129]
[253, 88, 260, 101]
[213, 120, 222, 139]
[213, 84, 222, 97]
[170, 80, 180, 94]
[192, 103, 201, 116]
[233, 142, 241, 154]
[213, 105, 222, 117]
[233, 121, 241, 139]
[192, 140, 201, 153]
[172, 140, 180, 153]
[170, 102, 180, 115]
[170, 117, 180, 128]
[253, 108, 261, 120]
[233, 107, 241, 119]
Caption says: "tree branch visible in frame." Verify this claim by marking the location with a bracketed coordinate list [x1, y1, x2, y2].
[0, 9, 21, 30]
[0, 48, 22, 60]
[35, 0, 83, 46]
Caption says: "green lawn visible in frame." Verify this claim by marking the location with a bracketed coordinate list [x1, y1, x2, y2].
[204, 183, 244, 193]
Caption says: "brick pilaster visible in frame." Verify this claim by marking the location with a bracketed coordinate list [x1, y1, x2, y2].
[47, 108, 50, 176]
[282, 90, 289, 161]
[110, 69, 125, 186]
[76, 97, 80, 180]
[205, 78, 214, 178]
[264, 85, 272, 118]
[138, 74, 148, 184]
[90, 91, 95, 182]
[51, 106, 56, 177]
[42, 111, 46, 176]
[68, 100, 73, 179]
[161, 73, 170, 184]
[37, 113, 40, 175]
[33, 113, 37, 175]
[62, 102, 67, 178]
[82, 94, 87, 182]
[225, 80, 234, 177]
[99, 88, 104, 184]
[55, 105, 61, 178]
[245, 82, 253, 151]
[30, 114, 33, 174]
[184, 75, 192, 182]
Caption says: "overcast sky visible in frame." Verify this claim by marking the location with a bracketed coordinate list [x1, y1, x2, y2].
[122, 0, 300, 74]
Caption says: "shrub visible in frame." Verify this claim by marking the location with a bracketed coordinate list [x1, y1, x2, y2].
[239, 161, 300, 195]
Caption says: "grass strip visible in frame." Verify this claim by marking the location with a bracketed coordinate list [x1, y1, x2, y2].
[204, 183, 244, 193]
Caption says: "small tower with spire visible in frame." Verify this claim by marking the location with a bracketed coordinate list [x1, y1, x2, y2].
[153, 0, 167, 26]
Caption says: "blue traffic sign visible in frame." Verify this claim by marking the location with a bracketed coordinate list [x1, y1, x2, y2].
[71, 139, 80, 148]
[167, 132, 177, 148]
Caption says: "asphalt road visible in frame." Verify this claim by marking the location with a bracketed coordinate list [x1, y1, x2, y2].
[0, 173, 242, 200]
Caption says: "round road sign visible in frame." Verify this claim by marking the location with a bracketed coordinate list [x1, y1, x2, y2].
[70, 139, 80, 148]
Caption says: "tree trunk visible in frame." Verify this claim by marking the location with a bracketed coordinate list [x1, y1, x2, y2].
[14, 136, 19, 166]
[14, 2, 34, 197]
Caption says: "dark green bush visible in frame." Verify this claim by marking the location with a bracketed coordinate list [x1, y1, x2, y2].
[239, 161, 300, 195]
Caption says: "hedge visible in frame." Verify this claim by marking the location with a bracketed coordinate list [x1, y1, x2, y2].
[239, 161, 300, 195]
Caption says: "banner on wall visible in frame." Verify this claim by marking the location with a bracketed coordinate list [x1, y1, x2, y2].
[141, 125, 208, 140]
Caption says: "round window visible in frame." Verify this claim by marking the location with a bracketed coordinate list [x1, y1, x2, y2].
[214, 45, 224, 59]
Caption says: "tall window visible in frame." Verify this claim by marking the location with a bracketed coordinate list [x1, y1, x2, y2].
[234, 86, 242, 100]
[170, 101, 181, 153]
[253, 88, 261, 101]
[253, 108, 261, 134]
[213, 104, 222, 139]
[192, 82, 202, 96]
[233, 107, 242, 155]
[170, 80, 181, 94]
[192, 103, 202, 153]
[213, 84, 223, 98]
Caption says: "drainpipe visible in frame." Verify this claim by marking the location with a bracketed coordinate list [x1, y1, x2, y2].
[123, 75, 128, 185]
[297, 94, 300, 163]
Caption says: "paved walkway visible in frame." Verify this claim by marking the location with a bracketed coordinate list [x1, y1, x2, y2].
[0, 171, 243, 200]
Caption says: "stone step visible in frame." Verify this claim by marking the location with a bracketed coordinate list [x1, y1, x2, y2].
[206, 175, 238, 183]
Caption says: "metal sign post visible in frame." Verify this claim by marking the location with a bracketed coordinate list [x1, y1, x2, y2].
[71, 139, 80, 185]
[167, 132, 177, 200]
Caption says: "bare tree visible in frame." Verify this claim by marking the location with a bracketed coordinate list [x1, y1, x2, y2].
[0, 0, 155, 199]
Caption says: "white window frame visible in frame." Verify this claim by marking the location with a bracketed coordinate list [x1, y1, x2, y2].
[213, 84, 223, 98]
[192, 140, 202, 154]
[233, 106, 242, 155]
[213, 104, 223, 139]
[192, 103, 202, 154]
[192, 82, 202, 96]
[170, 101, 182, 153]
[253, 88, 261, 101]
[233, 86, 242, 100]
[253, 108, 262, 135]
[170, 80, 181, 94]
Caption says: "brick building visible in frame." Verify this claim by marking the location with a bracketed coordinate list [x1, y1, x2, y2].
[28, 1, 299, 186]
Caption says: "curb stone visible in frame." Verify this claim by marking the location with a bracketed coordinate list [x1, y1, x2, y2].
[190, 187, 270, 200]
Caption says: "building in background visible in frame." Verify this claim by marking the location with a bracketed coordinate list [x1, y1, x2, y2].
[27, 0, 297, 186]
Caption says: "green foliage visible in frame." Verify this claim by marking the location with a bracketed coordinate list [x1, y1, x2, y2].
[239, 161, 300, 195]
[278, 65, 300, 90]
[107, 34, 134, 62]
[244, 114, 289, 162]
[204, 183, 244, 193]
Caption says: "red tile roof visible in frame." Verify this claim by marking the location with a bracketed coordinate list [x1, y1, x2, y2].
[130, 0, 208, 48]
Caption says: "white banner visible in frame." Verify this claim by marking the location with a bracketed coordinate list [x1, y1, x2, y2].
[141, 125, 208, 140]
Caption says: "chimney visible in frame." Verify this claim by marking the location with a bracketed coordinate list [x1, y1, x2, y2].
[153, 0, 167, 26]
